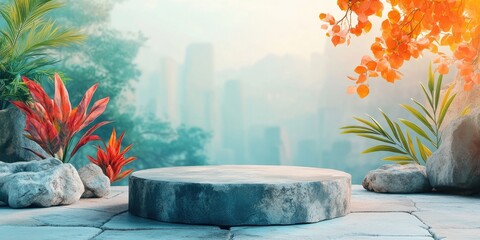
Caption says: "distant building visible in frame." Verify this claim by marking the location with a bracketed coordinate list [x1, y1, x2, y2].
[295, 139, 318, 167]
[180, 43, 214, 130]
[247, 125, 292, 165]
[264, 126, 291, 165]
[221, 79, 246, 164]
[155, 57, 179, 124]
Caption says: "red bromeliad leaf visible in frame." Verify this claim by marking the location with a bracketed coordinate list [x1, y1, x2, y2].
[70, 121, 111, 158]
[80, 97, 109, 130]
[89, 128, 137, 183]
[53, 73, 71, 122]
[115, 169, 133, 182]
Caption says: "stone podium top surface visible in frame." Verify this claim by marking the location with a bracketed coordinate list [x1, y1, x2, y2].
[1, 186, 480, 239]
[131, 165, 351, 184]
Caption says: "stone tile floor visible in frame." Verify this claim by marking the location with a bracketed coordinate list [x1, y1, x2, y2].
[0, 186, 479, 240]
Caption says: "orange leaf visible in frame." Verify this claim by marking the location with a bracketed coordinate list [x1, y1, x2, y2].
[332, 25, 340, 33]
[332, 35, 341, 46]
[369, 71, 379, 77]
[354, 66, 367, 74]
[366, 60, 377, 71]
[364, 21, 372, 33]
[357, 84, 369, 98]
[357, 74, 367, 84]
[388, 9, 401, 24]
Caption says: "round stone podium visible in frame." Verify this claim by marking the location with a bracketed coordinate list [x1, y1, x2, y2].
[128, 165, 351, 226]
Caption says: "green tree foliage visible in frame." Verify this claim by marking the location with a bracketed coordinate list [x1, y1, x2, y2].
[0, 0, 83, 109]
[341, 66, 456, 165]
[52, 0, 211, 175]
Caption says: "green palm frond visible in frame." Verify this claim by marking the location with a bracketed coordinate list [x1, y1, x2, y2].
[0, 0, 85, 109]
[341, 65, 456, 165]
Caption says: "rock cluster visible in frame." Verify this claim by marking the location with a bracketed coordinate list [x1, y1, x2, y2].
[0, 158, 84, 208]
[0, 158, 112, 208]
[0, 108, 47, 163]
[362, 164, 431, 193]
[78, 163, 110, 198]
[426, 108, 480, 193]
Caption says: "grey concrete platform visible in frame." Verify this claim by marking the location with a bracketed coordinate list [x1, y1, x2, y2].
[0, 186, 479, 240]
[129, 165, 351, 226]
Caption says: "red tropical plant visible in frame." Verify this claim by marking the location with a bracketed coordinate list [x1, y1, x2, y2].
[88, 128, 136, 183]
[11, 73, 110, 163]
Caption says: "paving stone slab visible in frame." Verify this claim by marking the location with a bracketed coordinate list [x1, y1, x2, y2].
[65, 188, 128, 214]
[405, 193, 480, 203]
[231, 212, 430, 240]
[96, 229, 230, 240]
[430, 228, 480, 240]
[351, 195, 416, 212]
[30, 208, 116, 227]
[0, 226, 100, 240]
[330, 237, 433, 240]
[413, 202, 480, 229]
[0, 206, 44, 226]
[129, 165, 351, 226]
[103, 212, 222, 230]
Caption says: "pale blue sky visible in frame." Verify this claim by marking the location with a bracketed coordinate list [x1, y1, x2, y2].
[110, 0, 342, 73]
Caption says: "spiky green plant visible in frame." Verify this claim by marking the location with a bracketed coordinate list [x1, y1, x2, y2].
[0, 0, 84, 109]
[341, 65, 456, 165]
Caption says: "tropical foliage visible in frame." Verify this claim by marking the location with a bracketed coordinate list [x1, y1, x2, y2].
[89, 128, 136, 183]
[341, 67, 456, 164]
[0, 0, 83, 109]
[320, 0, 480, 98]
[11, 73, 109, 163]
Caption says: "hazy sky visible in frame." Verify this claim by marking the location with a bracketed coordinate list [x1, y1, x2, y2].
[110, 0, 342, 73]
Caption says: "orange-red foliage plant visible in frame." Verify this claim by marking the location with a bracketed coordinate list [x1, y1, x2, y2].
[320, 0, 480, 98]
[12, 74, 109, 162]
[89, 128, 136, 183]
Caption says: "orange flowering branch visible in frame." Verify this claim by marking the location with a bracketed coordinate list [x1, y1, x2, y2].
[320, 0, 480, 98]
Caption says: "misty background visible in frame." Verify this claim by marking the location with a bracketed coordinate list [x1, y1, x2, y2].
[51, 0, 456, 184]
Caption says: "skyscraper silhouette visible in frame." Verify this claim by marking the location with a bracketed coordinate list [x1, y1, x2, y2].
[221, 79, 245, 164]
[180, 43, 214, 130]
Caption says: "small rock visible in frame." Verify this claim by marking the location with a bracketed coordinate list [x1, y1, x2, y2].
[427, 108, 480, 193]
[0, 158, 84, 208]
[363, 164, 431, 193]
[0, 107, 48, 163]
[78, 163, 110, 198]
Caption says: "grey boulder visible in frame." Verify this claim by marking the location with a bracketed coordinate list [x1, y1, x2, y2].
[0, 107, 47, 163]
[427, 108, 480, 193]
[0, 158, 84, 208]
[363, 164, 431, 193]
[78, 163, 110, 198]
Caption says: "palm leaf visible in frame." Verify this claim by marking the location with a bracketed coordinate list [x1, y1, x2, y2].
[401, 104, 435, 134]
[362, 145, 407, 154]
[380, 109, 399, 141]
[400, 119, 435, 146]
[356, 133, 394, 144]
[428, 63, 434, 94]
[383, 155, 414, 162]
[411, 98, 434, 122]
[434, 74, 443, 109]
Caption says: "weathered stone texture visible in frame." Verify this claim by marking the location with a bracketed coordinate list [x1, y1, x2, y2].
[129, 165, 351, 226]
[363, 164, 431, 193]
